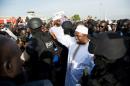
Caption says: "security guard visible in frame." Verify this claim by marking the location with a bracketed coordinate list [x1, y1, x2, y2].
[24, 18, 55, 82]
[85, 32, 130, 86]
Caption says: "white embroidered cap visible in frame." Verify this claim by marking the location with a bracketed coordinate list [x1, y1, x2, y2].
[52, 15, 62, 21]
[75, 25, 88, 34]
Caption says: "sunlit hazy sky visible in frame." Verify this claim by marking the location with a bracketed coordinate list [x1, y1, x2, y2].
[0, 0, 130, 19]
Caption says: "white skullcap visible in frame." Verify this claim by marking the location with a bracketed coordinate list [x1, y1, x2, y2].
[53, 15, 62, 21]
[75, 25, 88, 34]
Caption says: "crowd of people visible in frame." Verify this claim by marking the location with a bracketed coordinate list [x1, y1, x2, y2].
[0, 15, 130, 86]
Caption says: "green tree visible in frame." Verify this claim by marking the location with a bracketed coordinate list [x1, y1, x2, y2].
[71, 14, 81, 21]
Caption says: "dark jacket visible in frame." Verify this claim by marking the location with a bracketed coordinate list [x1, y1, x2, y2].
[86, 56, 130, 86]
[0, 78, 16, 86]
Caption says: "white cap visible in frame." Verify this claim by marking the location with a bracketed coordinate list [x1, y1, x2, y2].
[75, 25, 88, 34]
[53, 15, 62, 21]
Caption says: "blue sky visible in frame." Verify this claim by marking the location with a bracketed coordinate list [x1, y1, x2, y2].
[0, 0, 130, 19]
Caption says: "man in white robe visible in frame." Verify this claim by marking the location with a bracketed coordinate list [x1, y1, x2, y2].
[50, 23, 95, 86]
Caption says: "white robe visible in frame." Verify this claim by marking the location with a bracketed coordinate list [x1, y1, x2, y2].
[65, 42, 94, 86]
[49, 27, 95, 86]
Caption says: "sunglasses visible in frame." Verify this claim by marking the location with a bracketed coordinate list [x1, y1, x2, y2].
[100, 26, 105, 28]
